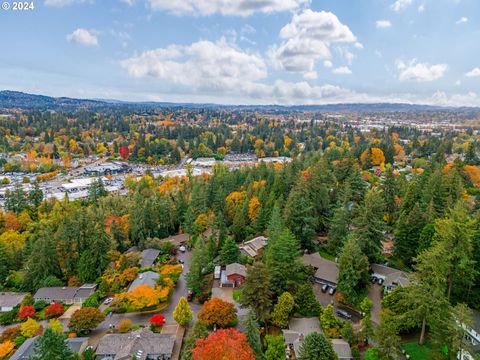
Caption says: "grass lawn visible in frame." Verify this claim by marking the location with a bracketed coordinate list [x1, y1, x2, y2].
[233, 290, 241, 302]
[402, 341, 435, 360]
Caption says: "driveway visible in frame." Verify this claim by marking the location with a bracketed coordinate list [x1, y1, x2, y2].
[367, 284, 382, 325]
[313, 284, 362, 324]
[211, 287, 234, 303]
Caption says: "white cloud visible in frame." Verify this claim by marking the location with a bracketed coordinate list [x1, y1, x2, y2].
[66, 28, 98, 46]
[456, 17, 468, 24]
[323, 60, 333, 68]
[303, 71, 318, 80]
[376, 20, 392, 28]
[146, 0, 309, 16]
[391, 0, 413, 12]
[332, 66, 352, 75]
[396, 59, 447, 82]
[465, 67, 480, 78]
[418, 3, 425, 12]
[354, 42, 364, 49]
[122, 39, 267, 93]
[270, 10, 357, 77]
[427, 91, 478, 107]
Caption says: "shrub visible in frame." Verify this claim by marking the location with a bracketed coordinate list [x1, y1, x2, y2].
[18, 305, 35, 321]
[20, 318, 41, 338]
[82, 294, 99, 308]
[33, 300, 48, 312]
[118, 319, 132, 333]
[150, 314, 165, 327]
[45, 303, 65, 318]
[0, 326, 21, 343]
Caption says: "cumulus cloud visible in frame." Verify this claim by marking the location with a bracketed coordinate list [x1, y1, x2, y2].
[456, 17, 468, 24]
[466, 67, 480, 78]
[396, 59, 447, 82]
[270, 10, 357, 77]
[146, 0, 309, 16]
[376, 20, 392, 28]
[66, 28, 98, 46]
[332, 66, 352, 75]
[391, 0, 413, 11]
[323, 60, 333, 68]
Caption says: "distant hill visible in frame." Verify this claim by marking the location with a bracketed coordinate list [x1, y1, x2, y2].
[1, 90, 478, 112]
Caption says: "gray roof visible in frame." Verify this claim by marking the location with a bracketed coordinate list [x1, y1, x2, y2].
[140, 249, 160, 267]
[332, 339, 353, 359]
[10, 336, 89, 360]
[66, 337, 88, 353]
[10, 336, 38, 360]
[0, 292, 26, 308]
[371, 264, 410, 287]
[225, 263, 247, 278]
[302, 253, 339, 284]
[283, 318, 322, 357]
[239, 236, 268, 257]
[96, 329, 175, 360]
[128, 271, 159, 293]
[33, 284, 96, 302]
[159, 233, 190, 247]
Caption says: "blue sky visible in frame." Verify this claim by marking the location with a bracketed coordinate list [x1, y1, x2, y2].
[0, 0, 479, 105]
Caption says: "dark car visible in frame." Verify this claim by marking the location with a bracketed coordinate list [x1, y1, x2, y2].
[328, 287, 336, 295]
[321, 284, 329, 293]
[178, 259, 185, 264]
[371, 276, 377, 283]
[335, 309, 352, 320]
[187, 289, 193, 301]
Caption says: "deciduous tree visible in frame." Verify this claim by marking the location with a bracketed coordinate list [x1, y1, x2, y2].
[173, 296, 193, 327]
[68, 307, 105, 334]
[198, 298, 237, 329]
[298, 332, 337, 360]
[192, 328, 255, 360]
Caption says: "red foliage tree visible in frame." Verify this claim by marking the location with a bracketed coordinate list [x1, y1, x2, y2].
[18, 305, 35, 321]
[192, 328, 255, 360]
[197, 297, 237, 328]
[119, 146, 130, 160]
[44, 303, 65, 318]
[150, 314, 165, 327]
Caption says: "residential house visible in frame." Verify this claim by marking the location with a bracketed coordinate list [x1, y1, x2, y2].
[301, 253, 339, 287]
[10, 336, 88, 360]
[95, 329, 175, 360]
[331, 339, 353, 360]
[0, 292, 26, 312]
[159, 233, 190, 247]
[225, 263, 247, 287]
[458, 310, 480, 360]
[283, 317, 322, 357]
[128, 271, 159, 293]
[371, 264, 410, 293]
[239, 236, 268, 258]
[33, 284, 96, 305]
[140, 249, 161, 268]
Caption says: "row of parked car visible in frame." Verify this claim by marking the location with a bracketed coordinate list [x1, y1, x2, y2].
[321, 284, 336, 295]
[371, 276, 384, 285]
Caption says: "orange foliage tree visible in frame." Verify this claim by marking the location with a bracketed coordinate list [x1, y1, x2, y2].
[0, 340, 15, 359]
[115, 284, 170, 311]
[197, 297, 237, 328]
[192, 328, 255, 360]
[225, 191, 247, 220]
[247, 197, 261, 222]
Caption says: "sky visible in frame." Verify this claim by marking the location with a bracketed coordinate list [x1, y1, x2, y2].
[0, 0, 479, 106]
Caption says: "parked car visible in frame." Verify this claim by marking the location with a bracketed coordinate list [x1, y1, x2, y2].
[328, 287, 336, 295]
[179, 245, 186, 253]
[371, 276, 378, 283]
[321, 284, 329, 293]
[104, 297, 113, 305]
[178, 259, 185, 264]
[335, 309, 352, 320]
[377, 278, 384, 285]
[187, 289, 193, 301]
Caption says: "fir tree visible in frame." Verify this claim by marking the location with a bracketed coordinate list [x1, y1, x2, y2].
[239, 262, 272, 322]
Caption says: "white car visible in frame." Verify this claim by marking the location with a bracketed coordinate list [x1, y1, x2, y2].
[179, 245, 186, 253]
[104, 297, 113, 305]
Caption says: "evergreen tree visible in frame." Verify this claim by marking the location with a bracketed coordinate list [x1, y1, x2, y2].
[173, 296, 193, 327]
[337, 236, 370, 306]
[265, 229, 302, 296]
[5, 183, 28, 214]
[0, 241, 8, 285]
[30, 327, 76, 360]
[353, 188, 385, 262]
[242, 310, 264, 360]
[239, 262, 272, 322]
[264, 335, 285, 360]
[394, 203, 425, 267]
[298, 332, 337, 360]
[284, 179, 317, 250]
[327, 205, 350, 254]
[186, 237, 207, 297]
[28, 181, 44, 209]
[220, 237, 239, 265]
[294, 284, 321, 317]
[88, 178, 107, 203]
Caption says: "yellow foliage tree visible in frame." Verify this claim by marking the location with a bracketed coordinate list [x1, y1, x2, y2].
[0, 340, 14, 359]
[20, 318, 41, 338]
[225, 191, 247, 220]
[48, 318, 63, 334]
[370, 147, 385, 166]
[248, 197, 261, 222]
